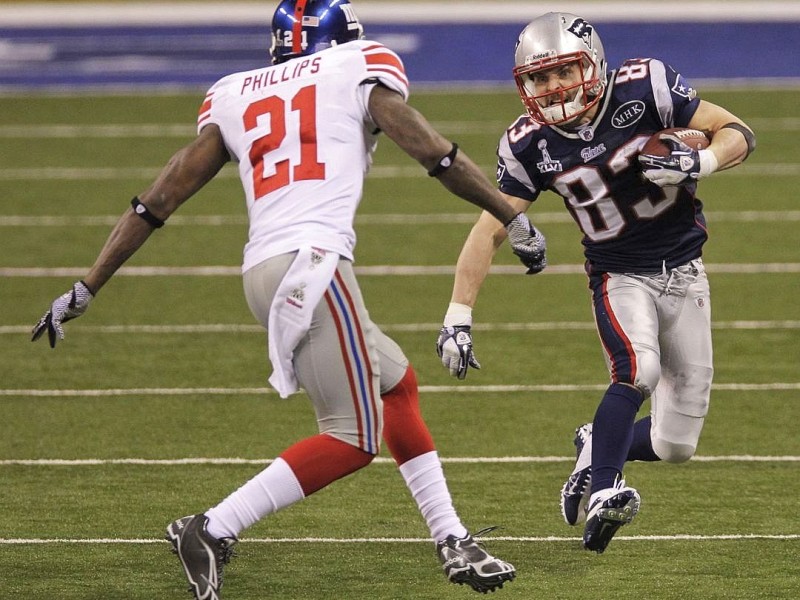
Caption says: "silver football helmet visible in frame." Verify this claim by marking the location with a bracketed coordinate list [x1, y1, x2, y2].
[513, 13, 607, 126]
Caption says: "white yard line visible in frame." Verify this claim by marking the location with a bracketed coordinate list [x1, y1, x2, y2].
[1, 534, 797, 545]
[3, 263, 800, 278]
[3, 320, 800, 335]
[1, 455, 796, 467]
[3, 210, 800, 227]
[1, 382, 798, 398]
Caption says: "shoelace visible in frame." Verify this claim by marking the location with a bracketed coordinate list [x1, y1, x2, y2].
[472, 526, 502, 540]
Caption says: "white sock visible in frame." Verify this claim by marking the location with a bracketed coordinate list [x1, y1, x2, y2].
[205, 457, 305, 540]
[398, 451, 468, 542]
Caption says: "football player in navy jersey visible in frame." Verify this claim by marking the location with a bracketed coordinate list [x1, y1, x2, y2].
[436, 12, 755, 553]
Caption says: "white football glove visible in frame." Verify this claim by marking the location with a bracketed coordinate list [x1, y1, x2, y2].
[437, 326, 481, 380]
[505, 213, 547, 274]
[31, 280, 94, 348]
[436, 302, 480, 379]
[639, 134, 718, 187]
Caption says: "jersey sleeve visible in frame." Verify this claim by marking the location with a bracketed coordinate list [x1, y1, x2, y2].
[645, 59, 701, 129]
[196, 75, 231, 135]
[497, 130, 539, 202]
[357, 41, 409, 101]
[196, 87, 216, 134]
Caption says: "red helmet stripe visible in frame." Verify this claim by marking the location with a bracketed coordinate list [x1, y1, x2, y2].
[292, 0, 308, 55]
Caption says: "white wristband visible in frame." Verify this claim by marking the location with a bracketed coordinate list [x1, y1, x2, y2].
[698, 149, 719, 178]
[443, 302, 473, 327]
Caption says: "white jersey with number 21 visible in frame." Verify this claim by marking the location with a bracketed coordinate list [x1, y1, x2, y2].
[197, 40, 409, 273]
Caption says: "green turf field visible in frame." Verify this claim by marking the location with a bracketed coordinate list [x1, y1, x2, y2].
[1, 87, 798, 599]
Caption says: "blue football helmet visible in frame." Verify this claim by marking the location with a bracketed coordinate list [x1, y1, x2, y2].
[270, 0, 365, 64]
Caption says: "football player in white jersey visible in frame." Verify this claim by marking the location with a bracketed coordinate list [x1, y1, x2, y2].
[436, 12, 755, 554]
[31, 1, 546, 597]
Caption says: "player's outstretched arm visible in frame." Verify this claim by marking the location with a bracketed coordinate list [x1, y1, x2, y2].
[368, 84, 545, 271]
[32, 125, 229, 347]
[83, 125, 230, 293]
[435, 195, 531, 378]
[368, 84, 519, 223]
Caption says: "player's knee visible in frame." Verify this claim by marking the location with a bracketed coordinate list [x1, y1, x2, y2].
[652, 438, 696, 463]
[632, 351, 661, 397]
[671, 366, 713, 417]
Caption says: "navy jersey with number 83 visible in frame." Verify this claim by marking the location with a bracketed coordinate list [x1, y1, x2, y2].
[497, 58, 704, 274]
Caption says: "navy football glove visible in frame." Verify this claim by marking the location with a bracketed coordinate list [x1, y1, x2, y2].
[638, 133, 702, 187]
[31, 280, 94, 348]
[437, 325, 481, 380]
[505, 213, 547, 274]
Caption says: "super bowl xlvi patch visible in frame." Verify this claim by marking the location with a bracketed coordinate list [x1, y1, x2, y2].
[536, 139, 563, 173]
[287, 284, 306, 309]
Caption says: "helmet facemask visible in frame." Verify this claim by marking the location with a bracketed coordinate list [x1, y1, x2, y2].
[514, 52, 603, 126]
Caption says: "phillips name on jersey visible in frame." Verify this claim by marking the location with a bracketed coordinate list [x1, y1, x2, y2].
[196, 40, 408, 274]
[497, 58, 705, 275]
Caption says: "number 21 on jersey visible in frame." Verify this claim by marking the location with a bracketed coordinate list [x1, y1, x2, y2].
[243, 84, 326, 200]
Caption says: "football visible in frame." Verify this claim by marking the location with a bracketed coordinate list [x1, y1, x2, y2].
[641, 127, 710, 157]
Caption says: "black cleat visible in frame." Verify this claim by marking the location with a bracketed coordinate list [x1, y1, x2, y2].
[582, 481, 640, 554]
[436, 528, 516, 593]
[560, 423, 593, 525]
[166, 514, 237, 600]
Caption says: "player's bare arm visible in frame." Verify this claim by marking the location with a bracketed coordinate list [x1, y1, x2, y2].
[32, 124, 230, 347]
[436, 192, 532, 379]
[367, 84, 520, 225]
[369, 83, 545, 277]
[640, 100, 755, 187]
[450, 193, 532, 308]
[688, 100, 755, 171]
[83, 124, 230, 294]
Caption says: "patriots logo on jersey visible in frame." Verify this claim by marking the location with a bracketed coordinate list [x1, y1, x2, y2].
[567, 18, 595, 50]
[671, 74, 697, 100]
[496, 159, 507, 183]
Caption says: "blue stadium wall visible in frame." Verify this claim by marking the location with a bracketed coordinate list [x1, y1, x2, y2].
[1, 4, 799, 90]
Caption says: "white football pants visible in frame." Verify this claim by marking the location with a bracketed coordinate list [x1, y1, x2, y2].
[244, 252, 409, 454]
[591, 259, 713, 463]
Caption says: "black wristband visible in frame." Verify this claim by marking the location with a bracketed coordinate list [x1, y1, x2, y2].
[720, 123, 756, 158]
[427, 143, 459, 177]
[131, 197, 165, 228]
